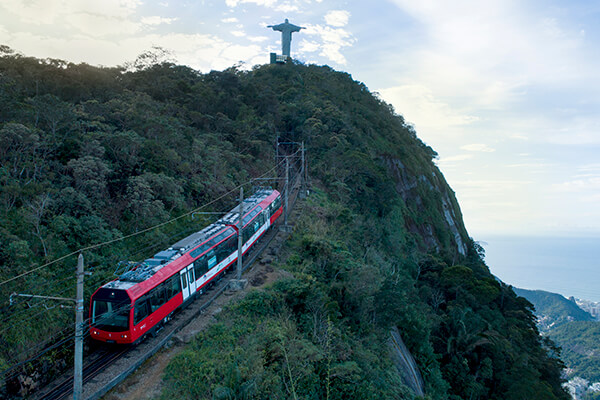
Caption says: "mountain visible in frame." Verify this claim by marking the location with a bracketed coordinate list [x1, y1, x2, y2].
[515, 287, 600, 390]
[514, 288, 594, 331]
[0, 47, 569, 399]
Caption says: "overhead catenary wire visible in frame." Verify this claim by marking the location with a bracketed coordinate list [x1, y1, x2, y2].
[0, 149, 304, 381]
[0, 158, 285, 289]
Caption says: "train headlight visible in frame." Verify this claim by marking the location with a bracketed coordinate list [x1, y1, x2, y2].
[122, 334, 128, 338]
[93, 330, 98, 335]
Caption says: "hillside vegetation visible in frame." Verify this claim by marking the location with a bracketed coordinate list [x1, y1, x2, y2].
[550, 322, 600, 383]
[515, 288, 594, 331]
[0, 47, 568, 399]
[517, 288, 600, 385]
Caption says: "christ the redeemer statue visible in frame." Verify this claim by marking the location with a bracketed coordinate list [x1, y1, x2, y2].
[267, 19, 305, 57]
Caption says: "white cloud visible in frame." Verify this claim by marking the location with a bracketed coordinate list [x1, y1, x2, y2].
[552, 177, 600, 193]
[452, 179, 533, 196]
[0, 0, 141, 25]
[231, 30, 245, 37]
[299, 39, 320, 52]
[66, 12, 140, 36]
[221, 17, 239, 23]
[578, 164, 600, 173]
[378, 84, 479, 129]
[2, 27, 265, 72]
[506, 163, 551, 169]
[324, 10, 350, 27]
[510, 134, 529, 140]
[141, 16, 177, 26]
[440, 154, 474, 163]
[275, 3, 299, 13]
[225, 0, 278, 8]
[302, 24, 355, 65]
[248, 36, 268, 42]
[461, 143, 495, 152]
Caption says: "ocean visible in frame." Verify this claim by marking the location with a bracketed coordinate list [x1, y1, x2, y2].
[480, 235, 600, 303]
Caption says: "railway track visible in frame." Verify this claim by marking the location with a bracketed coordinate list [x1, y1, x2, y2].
[32, 175, 303, 400]
[40, 347, 130, 400]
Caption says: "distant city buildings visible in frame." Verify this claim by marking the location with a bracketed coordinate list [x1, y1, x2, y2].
[575, 298, 600, 320]
[564, 377, 600, 400]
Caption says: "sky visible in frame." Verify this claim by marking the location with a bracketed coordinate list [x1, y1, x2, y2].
[1, 0, 600, 239]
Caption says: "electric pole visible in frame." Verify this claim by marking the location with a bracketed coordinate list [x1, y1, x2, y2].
[9, 254, 87, 399]
[236, 187, 244, 280]
[300, 141, 306, 198]
[74, 253, 84, 400]
[284, 156, 289, 227]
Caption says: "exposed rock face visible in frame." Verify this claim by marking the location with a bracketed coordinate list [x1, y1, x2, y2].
[388, 326, 425, 397]
[385, 156, 468, 257]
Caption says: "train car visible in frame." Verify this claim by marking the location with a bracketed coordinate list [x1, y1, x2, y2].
[89, 188, 283, 344]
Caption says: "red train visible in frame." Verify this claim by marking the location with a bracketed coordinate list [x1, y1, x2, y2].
[89, 188, 282, 344]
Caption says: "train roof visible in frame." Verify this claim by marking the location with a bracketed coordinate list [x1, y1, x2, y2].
[100, 188, 279, 295]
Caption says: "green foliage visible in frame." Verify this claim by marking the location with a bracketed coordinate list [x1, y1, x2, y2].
[0, 48, 569, 399]
[548, 321, 600, 382]
[162, 278, 413, 400]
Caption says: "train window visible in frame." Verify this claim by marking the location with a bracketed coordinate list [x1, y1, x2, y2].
[194, 257, 208, 278]
[167, 275, 180, 299]
[188, 268, 195, 285]
[150, 286, 166, 313]
[243, 224, 255, 243]
[181, 272, 187, 289]
[190, 243, 210, 259]
[215, 231, 228, 245]
[134, 298, 150, 325]
[216, 235, 234, 263]
[229, 235, 237, 253]
[273, 196, 281, 211]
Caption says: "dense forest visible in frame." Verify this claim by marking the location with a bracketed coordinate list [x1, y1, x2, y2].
[550, 322, 600, 383]
[0, 46, 569, 399]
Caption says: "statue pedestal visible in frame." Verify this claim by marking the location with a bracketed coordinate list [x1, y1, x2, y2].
[270, 53, 288, 64]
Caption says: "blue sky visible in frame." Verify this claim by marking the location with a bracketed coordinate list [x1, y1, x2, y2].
[1, 0, 599, 238]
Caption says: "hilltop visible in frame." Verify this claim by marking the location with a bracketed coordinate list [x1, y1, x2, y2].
[514, 288, 594, 332]
[0, 47, 569, 399]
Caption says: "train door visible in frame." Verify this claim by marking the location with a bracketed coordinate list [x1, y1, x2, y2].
[180, 269, 190, 301]
[187, 264, 197, 295]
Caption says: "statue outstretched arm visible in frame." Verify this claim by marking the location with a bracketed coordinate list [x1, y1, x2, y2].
[289, 24, 304, 32]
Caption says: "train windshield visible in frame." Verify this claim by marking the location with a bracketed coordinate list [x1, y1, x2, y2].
[91, 288, 131, 332]
[92, 300, 130, 331]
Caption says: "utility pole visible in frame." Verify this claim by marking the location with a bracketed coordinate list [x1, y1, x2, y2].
[236, 187, 244, 280]
[300, 141, 306, 198]
[74, 253, 84, 400]
[9, 254, 87, 399]
[284, 156, 289, 228]
[303, 142, 308, 190]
